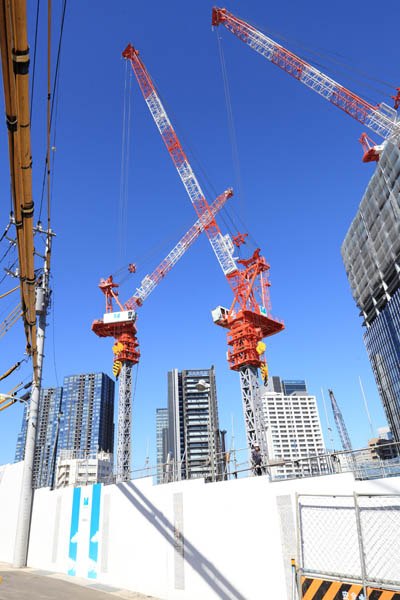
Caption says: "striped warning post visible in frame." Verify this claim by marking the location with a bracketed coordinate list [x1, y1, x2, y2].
[301, 577, 400, 600]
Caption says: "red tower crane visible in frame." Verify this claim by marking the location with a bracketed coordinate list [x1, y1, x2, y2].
[212, 8, 400, 161]
[123, 43, 284, 465]
[92, 188, 231, 481]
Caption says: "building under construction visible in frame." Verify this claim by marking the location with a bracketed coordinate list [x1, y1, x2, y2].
[342, 140, 400, 442]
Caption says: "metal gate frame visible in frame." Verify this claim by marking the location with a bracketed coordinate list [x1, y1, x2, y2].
[295, 492, 400, 598]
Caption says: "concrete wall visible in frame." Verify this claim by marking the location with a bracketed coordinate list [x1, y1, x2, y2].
[0, 462, 23, 563]
[3, 462, 400, 600]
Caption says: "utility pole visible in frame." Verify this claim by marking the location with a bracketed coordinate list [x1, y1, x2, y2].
[13, 226, 55, 568]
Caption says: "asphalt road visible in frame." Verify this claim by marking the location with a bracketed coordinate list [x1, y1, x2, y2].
[0, 565, 158, 600]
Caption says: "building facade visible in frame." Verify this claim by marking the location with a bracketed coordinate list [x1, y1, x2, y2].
[156, 408, 169, 483]
[341, 140, 400, 442]
[368, 426, 398, 461]
[15, 387, 63, 488]
[261, 377, 326, 478]
[15, 372, 115, 487]
[167, 367, 221, 481]
[56, 449, 113, 487]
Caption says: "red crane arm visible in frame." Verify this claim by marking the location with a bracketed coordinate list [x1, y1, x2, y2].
[122, 41, 284, 363]
[212, 7, 400, 142]
[122, 43, 238, 278]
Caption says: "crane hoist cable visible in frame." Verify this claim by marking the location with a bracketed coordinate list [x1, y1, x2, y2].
[118, 60, 133, 265]
[216, 31, 247, 230]
[240, 14, 397, 98]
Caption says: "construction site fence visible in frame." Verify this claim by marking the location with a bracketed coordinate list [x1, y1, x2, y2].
[154, 441, 400, 485]
[296, 492, 400, 592]
[49, 440, 400, 490]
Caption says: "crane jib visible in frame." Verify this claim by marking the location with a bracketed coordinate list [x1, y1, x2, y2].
[215, 8, 399, 141]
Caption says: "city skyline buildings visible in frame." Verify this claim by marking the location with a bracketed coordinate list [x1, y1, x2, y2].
[15, 372, 115, 487]
[342, 140, 400, 442]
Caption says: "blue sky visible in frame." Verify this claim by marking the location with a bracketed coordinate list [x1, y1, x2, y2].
[0, 0, 399, 469]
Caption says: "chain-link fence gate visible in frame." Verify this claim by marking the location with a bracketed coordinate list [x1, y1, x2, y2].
[296, 493, 400, 597]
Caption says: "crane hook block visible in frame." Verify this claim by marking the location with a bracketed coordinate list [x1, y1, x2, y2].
[113, 360, 122, 378]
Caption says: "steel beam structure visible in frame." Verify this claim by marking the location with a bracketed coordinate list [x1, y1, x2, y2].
[239, 366, 268, 466]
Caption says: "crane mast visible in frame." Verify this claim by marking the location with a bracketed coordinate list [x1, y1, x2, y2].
[92, 187, 230, 481]
[123, 43, 285, 470]
[212, 8, 400, 144]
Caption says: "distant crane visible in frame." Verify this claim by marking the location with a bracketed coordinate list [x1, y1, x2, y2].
[328, 389, 352, 452]
[212, 7, 400, 161]
[92, 190, 231, 481]
[123, 43, 284, 467]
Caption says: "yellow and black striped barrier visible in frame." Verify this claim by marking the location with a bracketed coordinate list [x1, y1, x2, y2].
[301, 576, 400, 600]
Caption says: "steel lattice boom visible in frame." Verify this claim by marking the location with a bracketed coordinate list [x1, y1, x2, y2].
[123, 44, 237, 277]
[328, 389, 352, 452]
[212, 8, 400, 143]
[125, 188, 232, 310]
[123, 43, 285, 469]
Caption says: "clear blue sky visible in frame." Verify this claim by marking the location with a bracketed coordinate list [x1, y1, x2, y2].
[0, 0, 399, 469]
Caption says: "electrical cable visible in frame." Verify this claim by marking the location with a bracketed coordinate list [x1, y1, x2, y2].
[38, 0, 67, 223]
[50, 274, 59, 387]
[0, 221, 10, 243]
[29, 0, 41, 125]
[0, 241, 15, 264]
[0, 285, 19, 300]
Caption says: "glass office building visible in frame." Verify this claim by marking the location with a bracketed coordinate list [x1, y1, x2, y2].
[364, 288, 400, 442]
[342, 139, 400, 441]
[15, 372, 115, 487]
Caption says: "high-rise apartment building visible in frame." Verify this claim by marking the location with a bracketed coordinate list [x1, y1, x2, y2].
[58, 373, 114, 458]
[341, 140, 400, 442]
[15, 387, 63, 488]
[167, 367, 221, 481]
[156, 408, 169, 483]
[261, 376, 325, 478]
[15, 372, 115, 487]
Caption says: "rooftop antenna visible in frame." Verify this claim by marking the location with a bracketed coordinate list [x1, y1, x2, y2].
[321, 388, 334, 451]
[358, 376, 375, 439]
